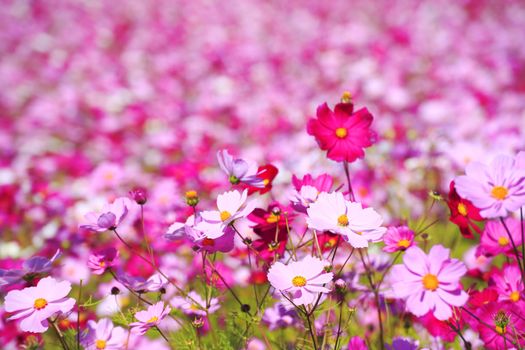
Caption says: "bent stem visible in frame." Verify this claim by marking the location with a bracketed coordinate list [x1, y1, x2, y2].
[49, 318, 70, 350]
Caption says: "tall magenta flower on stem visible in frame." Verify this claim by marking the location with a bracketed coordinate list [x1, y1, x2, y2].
[4, 277, 75, 333]
[130, 301, 171, 335]
[307, 94, 376, 163]
[391, 245, 468, 320]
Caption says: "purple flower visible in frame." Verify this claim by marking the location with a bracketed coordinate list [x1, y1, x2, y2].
[130, 301, 171, 335]
[217, 150, 264, 187]
[262, 303, 298, 330]
[386, 337, 419, 350]
[81, 318, 127, 350]
[0, 250, 60, 288]
[87, 248, 119, 275]
[455, 154, 525, 218]
[80, 197, 129, 232]
[390, 245, 468, 320]
[170, 291, 219, 317]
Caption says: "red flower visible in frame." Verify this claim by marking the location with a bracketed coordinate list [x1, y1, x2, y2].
[307, 97, 376, 163]
[447, 181, 483, 238]
[247, 164, 278, 195]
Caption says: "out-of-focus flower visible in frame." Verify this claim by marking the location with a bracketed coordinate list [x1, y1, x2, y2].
[267, 255, 333, 306]
[87, 248, 119, 275]
[455, 154, 525, 218]
[391, 245, 468, 320]
[246, 164, 278, 195]
[197, 190, 254, 239]
[130, 302, 171, 335]
[217, 150, 264, 187]
[4, 277, 75, 333]
[385, 337, 419, 350]
[290, 173, 333, 213]
[478, 218, 523, 257]
[79, 197, 129, 232]
[0, 250, 60, 288]
[447, 181, 483, 238]
[170, 291, 219, 317]
[347, 336, 368, 349]
[261, 302, 298, 330]
[307, 98, 376, 163]
[474, 302, 525, 350]
[382, 226, 415, 253]
[81, 318, 127, 350]
[129, 187, 148, 205]
[306, 192, 386, 248]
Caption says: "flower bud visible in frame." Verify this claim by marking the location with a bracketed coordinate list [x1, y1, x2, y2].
[130, 187, 148, 205]
[185, 190, 199, 207]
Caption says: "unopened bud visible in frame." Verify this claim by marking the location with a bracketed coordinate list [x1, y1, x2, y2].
[185, 190, 199, 207]
[111, 287, 120, 295]
[130, 187, 148, 205]
[341, 91, 352, 104]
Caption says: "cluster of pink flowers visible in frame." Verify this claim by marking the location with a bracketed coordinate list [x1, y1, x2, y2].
[1, 0, 525, 349]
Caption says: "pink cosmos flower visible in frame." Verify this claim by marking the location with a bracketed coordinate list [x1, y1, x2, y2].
[475, 301, 525, 350]
[290, 173, 333, 213]
[196, 190, 254, 239]
[382, 226, 416, 253]
[170, 291, 220, 317]
[130, 301, 171, 335]
[217, 150, 265, 187]
[490, 264, 524, 304]
[347, 336, 368, 350]
[165, 214, 235, 253]
[80, 197, 129, 232]
[306, 192, 386, 248]
[307, 100, 376, 163]
[267, 255, 333, 306]
[0, 249, 60, 288]
[478, 218, 523, 257]
[455, 154, 525, 218]
[4, 277, 76, 333]
[81, 318, 127, 350]
[87, 248, 119, 275]
[391, 245, 468, 320]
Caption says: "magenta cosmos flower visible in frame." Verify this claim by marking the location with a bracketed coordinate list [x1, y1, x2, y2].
[217, 149, 265, 187]
[80, 197, 129, 232]
[267, 255, 333, 306]
[306, 192, 386, 248]
[4, 277, 75, 332]
[81, 318, 127, 350]
[130, 301, 171, 335]
[382, 226, 416, 253]
[87, 247, 119, 275]
[196, 189, 254, 239]
[490, 264, 524, 304]
[455, 154, 525, 218]
[478, 218, 523, 257]
[391, 245, 468, 320]
[307, 99, 376, 163]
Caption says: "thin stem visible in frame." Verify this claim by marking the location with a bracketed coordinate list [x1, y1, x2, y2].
[77, 280, 83, 350]
[446, 321, 471, 350]
[305, 310, 318, 350]
[49, 318, 70, 350]
[499, 218, 525, 281]
[334, 300, 344, 350]
[335, 248, 355, 276]
[154, 326, 173, 349]
[140, 205, 155, 265]
[343, 161, 355, 201]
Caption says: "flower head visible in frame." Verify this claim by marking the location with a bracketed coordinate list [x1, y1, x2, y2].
[478, 218, 523, 257]
[81, 318, 126, 350]
[0, 250, 60, 288]
[217, 150, 265, 187]
[455, 154, 525, 218]
[130, 301, 171, 335]
[267, 255, 333, 306]
[4, 277, 76, 333]
[490, 264, 524, 303]
[447, 181, 483, 238]
[306, 192, 386, 248]
[87, 248, 119, 275]
[382, 226, 415, 253]
[307, 99, 376, 163]
[80, 197, 129, 232]
[391, 245, 468, 320]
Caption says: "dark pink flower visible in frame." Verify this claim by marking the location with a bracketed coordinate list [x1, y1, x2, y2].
[87, 248, 119, 275]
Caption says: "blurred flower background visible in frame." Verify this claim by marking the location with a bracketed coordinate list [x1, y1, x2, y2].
[1, 0, 525, 349]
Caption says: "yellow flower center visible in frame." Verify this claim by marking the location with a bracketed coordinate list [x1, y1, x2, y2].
[220, 211, 231, 222]
[337, 214, 349, 226]
[34, 298, 48, 310]
[263, 179, 270, 186]
[185, 190, 198, 198]
[292, 276, 307, 287]
[335, 127, 348, 139]
[147, 316, 159, 323]
[495, 325, 506, 334]
[422, 274, 439, 291]
[397, 239, 411, 248]
[95, 339, 107, 349]
[457, 203, 468, 216]
[99, 261, 106, 267]
[491, 186, 508, 200]
[498, 236, 509, 246]
[190, 304, 200, 311]
[510, 291, 520, 302]
[266, 213, 280, 223]
[341, 91, 352, 103]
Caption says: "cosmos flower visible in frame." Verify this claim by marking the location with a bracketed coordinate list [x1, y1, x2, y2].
[217, 150, 265, 187]
[4, 277, 75, 333]
[490, 264, 523, 304]
[474, 302, 525, 350]
[455, 154, 525, 218]
[306, 192, 386, 248]
[382, 226, 416, 253]
[290, 173, 333, 213]
[478, 218, 523, 257]
[81, 318, 127, 350]
[170, 291, 220, 317]
[0, 249, 60, 288]
[246, 164, 279, 195]
[130, 301, 171, 335]
[165, 214, 235, 253]
[347, 336, 368, 350]
[267, 255, 333, 306]
[447, 181, 483, 238]
[79, 197, 129, 232]
[196, 190, 255, 239]
[391, 245, 468, 320]
[261, 303, 298, 330]
[87, 248, 119, 275]
[307, 98, 376, 163]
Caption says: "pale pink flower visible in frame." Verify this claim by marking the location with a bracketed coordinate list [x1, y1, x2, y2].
[87, 248, 119, 275]
[81, 318, 127, 350]
[306, 192, 386, 248]
[217, 150, 264, 187]
[170, 291, 220, 317]
[130, 301, 171, 335]
[4, 277, 75, 333]
[391, 245, 468, 320]
[382, 226, 416, 253]
[267, 255, 333, 306]
[80, 197, 129, 232]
